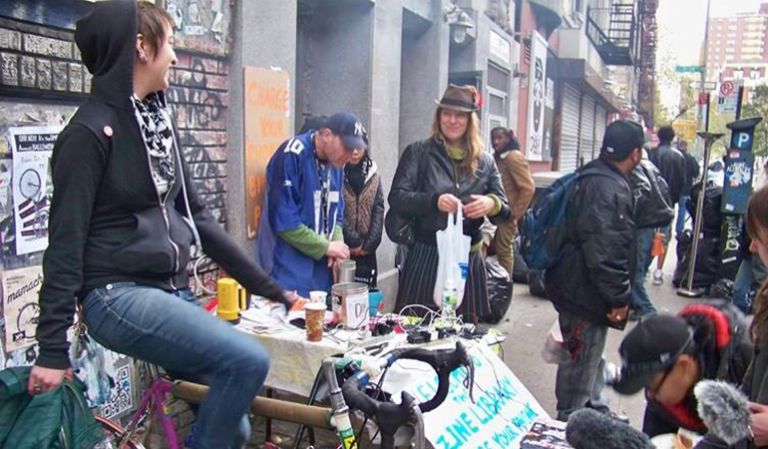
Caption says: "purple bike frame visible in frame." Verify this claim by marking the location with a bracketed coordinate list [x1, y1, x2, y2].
[125, 378, 180, 449]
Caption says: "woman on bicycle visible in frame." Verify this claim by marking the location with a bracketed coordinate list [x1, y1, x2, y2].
[388, 84, 508, 323]
[30, 2, 291, 448]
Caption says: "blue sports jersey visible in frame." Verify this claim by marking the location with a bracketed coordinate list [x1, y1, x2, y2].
[258, 131, 345, 296]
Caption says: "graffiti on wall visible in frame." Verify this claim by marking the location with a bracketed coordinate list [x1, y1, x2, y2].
[162, 0, 233, 56]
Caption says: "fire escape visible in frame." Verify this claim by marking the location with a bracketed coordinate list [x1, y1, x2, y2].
[585, 2, 637, 66]
[637, 0, 658, 125]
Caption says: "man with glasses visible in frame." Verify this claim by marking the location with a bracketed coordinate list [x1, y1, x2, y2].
[258, 111, 367, 296]
[613, 302, 752, 437]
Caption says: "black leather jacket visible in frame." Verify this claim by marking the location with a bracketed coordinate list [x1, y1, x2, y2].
[545, 158, 635, 325]
[649, 144, 687, 204]
[388, 137, 509, 246]
[630, 160, 675, 229]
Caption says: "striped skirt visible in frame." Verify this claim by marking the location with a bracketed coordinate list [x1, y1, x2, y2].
[395, 243, 490, 323]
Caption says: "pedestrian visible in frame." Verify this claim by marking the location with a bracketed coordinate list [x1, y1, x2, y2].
[647, 126, 686, 285]
[342, 133, 384, 287]
[30, 3, 292, 448]
[258, 111, 367, 296]
[613, 303, 752, 437]
[676, 140, 700, 235]
[490, 126, 535, 276]
[627, 157, 674, 320]
[693, 184, 768, 448]
[544, 119, 642, 422]
[389, 84, 509, 323]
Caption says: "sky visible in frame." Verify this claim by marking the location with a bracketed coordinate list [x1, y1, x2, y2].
[656, 0, 767, 111]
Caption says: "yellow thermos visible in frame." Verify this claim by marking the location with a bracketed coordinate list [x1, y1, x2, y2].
[217, 278, 245, 323]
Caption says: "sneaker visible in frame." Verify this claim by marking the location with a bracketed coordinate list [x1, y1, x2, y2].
[652, 269, 663, 286]
[607, 410, 630, 424]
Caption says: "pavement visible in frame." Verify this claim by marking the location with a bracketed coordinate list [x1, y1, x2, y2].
[498, 251, 687, 429]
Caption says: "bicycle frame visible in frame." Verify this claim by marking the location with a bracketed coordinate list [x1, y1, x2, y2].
[120, 377, 180, 449]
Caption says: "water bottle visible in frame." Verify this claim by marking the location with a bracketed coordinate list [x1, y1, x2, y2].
[442, 278, 458, 320]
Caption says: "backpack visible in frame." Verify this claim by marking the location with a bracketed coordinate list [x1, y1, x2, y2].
[519, 169, 609, 270]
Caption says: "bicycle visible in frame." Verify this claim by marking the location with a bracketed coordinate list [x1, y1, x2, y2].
[92, 363, 180, 449]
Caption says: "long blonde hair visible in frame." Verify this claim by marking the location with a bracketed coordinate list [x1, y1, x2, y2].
[430, 108, 484, 175]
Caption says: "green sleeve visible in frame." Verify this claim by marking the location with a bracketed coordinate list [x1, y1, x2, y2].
[487, 194, 502, 217]
[332, 224, 343, 241]
[278, 225, 329, 261]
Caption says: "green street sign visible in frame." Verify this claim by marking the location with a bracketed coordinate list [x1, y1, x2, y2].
[675, 65, 704, 73]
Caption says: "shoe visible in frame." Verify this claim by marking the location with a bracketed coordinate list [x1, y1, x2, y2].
[607, 410, 630, 424]
[652, 270, 663, 286]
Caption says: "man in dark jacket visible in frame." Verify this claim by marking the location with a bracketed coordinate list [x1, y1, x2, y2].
[676, 140, 700, 235]
[545, 119, 643, 421]
[613, 302, 752, 438]
[648, 126, 687, 285]
[628, 160, 675, 320]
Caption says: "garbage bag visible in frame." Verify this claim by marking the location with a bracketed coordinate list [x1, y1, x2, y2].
[528, 270, 547, 298]
[485, 256, 513, 324]
[512, 237, 530, 284]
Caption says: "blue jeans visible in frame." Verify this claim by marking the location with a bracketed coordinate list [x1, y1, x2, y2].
[676, 196, 690, 236]
[632, 228, 657, 316]
[82, 283, 269, 449]
[555, 311, 609, 421]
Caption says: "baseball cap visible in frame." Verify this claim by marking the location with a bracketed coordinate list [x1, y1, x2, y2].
[600, 119, 645, 159]
[325, 111, 367, 151]
[613, 314, 694, 395]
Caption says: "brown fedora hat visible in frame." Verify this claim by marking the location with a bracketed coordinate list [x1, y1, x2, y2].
[435, 84, 480, 112]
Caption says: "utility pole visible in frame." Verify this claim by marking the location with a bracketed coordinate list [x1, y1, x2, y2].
[699, 0, 712, 133]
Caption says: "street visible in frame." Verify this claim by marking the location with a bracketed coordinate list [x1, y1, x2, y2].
[499, 250, 687, 428]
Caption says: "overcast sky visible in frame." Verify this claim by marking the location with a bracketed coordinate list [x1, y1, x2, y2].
[657, 0, 767, 110]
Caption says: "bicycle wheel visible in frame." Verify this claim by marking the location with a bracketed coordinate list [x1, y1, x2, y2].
[93, 415, 147, 449]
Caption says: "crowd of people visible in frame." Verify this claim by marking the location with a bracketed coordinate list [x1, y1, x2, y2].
[23, 1, 768, 448]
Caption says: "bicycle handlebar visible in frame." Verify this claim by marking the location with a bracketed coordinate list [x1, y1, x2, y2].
[340, 341, 474, 449]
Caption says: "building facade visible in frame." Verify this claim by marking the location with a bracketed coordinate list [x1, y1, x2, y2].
[706, 3, 768, 83]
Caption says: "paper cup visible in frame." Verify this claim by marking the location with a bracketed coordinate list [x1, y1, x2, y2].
[305, 303, 325, 342]
[309, 290, 327, 304]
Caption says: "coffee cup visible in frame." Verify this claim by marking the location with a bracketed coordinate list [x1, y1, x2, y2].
[305, 302, 325, 342]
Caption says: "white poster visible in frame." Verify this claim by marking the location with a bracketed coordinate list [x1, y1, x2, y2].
[8, 126, 60, 255]
[526, 31, 548, 162]
[2, 265, 43, 352]
[385, 344, 548, 449]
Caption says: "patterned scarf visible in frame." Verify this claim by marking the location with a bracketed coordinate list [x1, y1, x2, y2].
[131, 93, 176, 196]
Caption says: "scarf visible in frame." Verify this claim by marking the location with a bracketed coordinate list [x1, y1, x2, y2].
[345, 153, 372, 195]
[131, 93, 176, 196]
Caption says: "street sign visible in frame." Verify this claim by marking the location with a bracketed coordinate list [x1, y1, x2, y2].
[672, 119, 698, 142]
[689, 81, 717, 91]
[675, 65, 704, 73]
[718, 95, 738, 114]
[720, 80, 734, 97]
[698, 92, 710, 105]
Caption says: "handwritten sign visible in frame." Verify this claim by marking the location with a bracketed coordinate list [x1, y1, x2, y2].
[385, 343, 548, 449]
[243, 67, 290, 239]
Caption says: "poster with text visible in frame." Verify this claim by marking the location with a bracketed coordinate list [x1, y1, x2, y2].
[384, 344, 549, 449]
[2, 265, 43, 352]
[244, 67, 290, 240]
[526, 31, 548, 162]
[8, 126, 61, 255]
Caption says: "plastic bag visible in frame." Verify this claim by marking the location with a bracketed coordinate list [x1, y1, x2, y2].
[485, 256, 513, 323]
[541, 318, 570, 364]
[433, 209, 471, 308]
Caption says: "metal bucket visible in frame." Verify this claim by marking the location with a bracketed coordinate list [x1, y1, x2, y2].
[331, 282, 369, 329]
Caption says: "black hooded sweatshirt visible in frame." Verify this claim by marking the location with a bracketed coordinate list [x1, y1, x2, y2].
[35, 0, 287, 370]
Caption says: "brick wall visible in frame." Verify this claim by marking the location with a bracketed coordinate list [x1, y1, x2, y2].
[0, 18, 229, 297]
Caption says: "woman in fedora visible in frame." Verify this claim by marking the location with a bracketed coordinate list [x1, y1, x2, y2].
[388, 84, 509, 323]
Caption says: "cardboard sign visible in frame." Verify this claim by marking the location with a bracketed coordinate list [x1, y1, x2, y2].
[385, 343, 548, 449]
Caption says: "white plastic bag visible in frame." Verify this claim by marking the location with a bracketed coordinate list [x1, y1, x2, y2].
[541, 318, 570, 364]
[433, 209, 471, 307]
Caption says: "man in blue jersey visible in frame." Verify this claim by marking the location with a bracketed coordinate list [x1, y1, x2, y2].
[258, 111, 367, 296]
